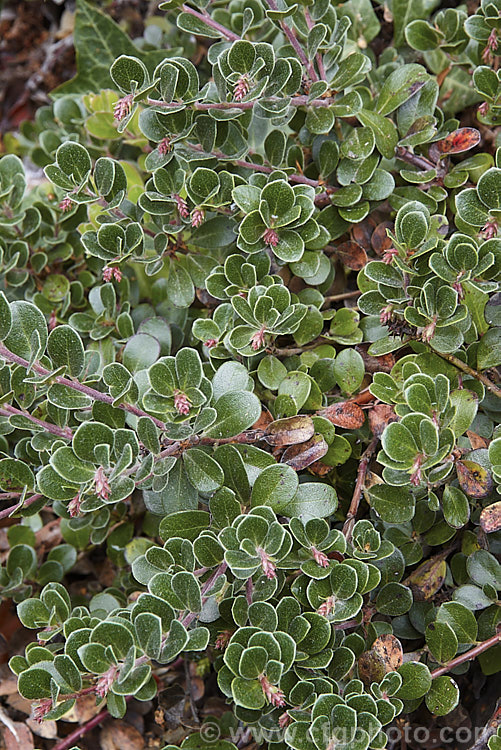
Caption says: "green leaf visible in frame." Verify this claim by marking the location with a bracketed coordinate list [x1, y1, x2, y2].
[177, 12, 223, 38]
[257, 356, 287, 390]
[405, 20, 443, 51]
[204, 392, 261, 439]
[228, 40, 256, 73]
[392, 0, 442, 47]
[183, 449, 224, 493]
[18, 666, 53, 699]
[377, 64, 428, 116]
[171, 571, 202, 613]
[47, 325, 85, 377]
[477, 168, 501, 211]
[455, 188, 489, 227]
[123, 333, 161, 372]
[0, 458, 35, 492]
[48, 384, 93, 410]
[425, 621, 458, 663]
[396, 661, 432, 700]
[436, 601, 477, 643]
[333, 348, 364, 394]
[0, 292, 12, 340]
[278, 482, 338, 520]
[466, 550, 501, 590]
[159, 510, 210, 542]
[425, 676, 460, 716]
[231, 677, 265, 709]
[250, 463, 298, 508]
[17, 598, 50, 630]
[53, 141, 92, 184]
[212, 362, 252, 400]
[357, 110, 398, 159]
[477, 328, 501, 369]
[110, 55, 149, 93]
[376, 583, 413, 615]
[442, 486, 470, 529]
[305, 107, 335, 135]
[3, 300, 48, 360]
[50, 447, 96, 484]
[369, 485, 415, 523]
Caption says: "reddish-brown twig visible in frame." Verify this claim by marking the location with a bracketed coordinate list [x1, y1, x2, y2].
[342, 437, 378, 542]
[430, 630, 501, 679]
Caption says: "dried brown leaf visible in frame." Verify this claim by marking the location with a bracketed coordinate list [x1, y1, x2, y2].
[356, 345, 395, 374]
[319, 401, 365, 429]
[405, 555, 447, 601]
[368, 404, 398, 438]
[466, 430, 490, 450]
[251, 407, 273, 432]
[0, 714, 34, 750]
[100, 720, 145, 750]
[372, 634, 404, 671]
[332, 241, 368, 270]
[60, 692, 101, 723]
[434, 127, 481, 156]
[263, 415, 315, 446]
[358, 635, 402, 685]
[281, 435, 328, 470]
[371, 221, 393, 255]
[307, 460, 332, 477]
[352, 218, 375, 248]
[480, 501, 501, 534]
[26, 717, 57, 738]
[456, 460, 493, 499]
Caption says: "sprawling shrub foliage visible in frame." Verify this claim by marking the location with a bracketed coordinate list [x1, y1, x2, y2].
[1, 0, 501, 747]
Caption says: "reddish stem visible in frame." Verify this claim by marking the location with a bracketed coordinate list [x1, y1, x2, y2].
[0, 493, 43, 520]
[0, 403, 73, 439]
[51, 696, 132, 750]
[342, 437, 378, 542]
[0, 343, 168, 430]
[430, 630, 501, 679]
[263, 0, 318, 81]
[148, 95, 335, 110]
[182, 3, 239, 40]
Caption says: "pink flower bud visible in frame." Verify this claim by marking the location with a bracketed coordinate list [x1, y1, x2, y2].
[215, 630, 232, 650]
[94, 466, 111, 501]
[174, 390, 191, 415]
[191, 208, 205, 228]
[410, 454, 424, 487]
[257, 547, 276, 579]
[250, 326, 267, 351]
[263, 227, 279, 247]
[311, 547, 329, 568]
[279, 712, 292, 729]
[382, 247, 398, 264]
[259, 675, 286, 707]
[174, 194, 190, 219]
[234, 75, 251, 101]
[95, 665, 118, 699]
[482, 219, 498, 240]
[68, 494, 82, 517]
[379, 305, 393, 326]
[113, 94, 133, 122]
[317, 595, 336, 617]
[33, 698, 53, 723]
[158, 137, 172, 155]
[59, 196, 73, 212]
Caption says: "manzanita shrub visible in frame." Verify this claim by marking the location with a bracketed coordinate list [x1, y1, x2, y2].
[1, 0, 501, 747]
